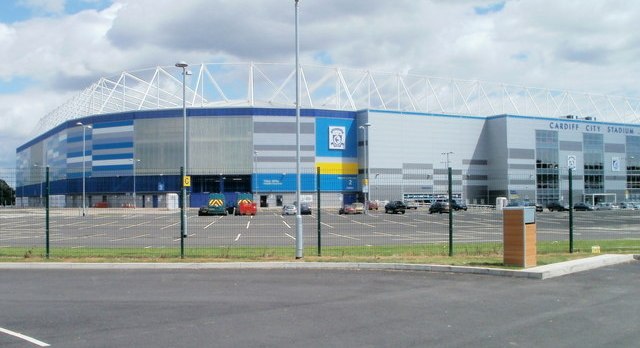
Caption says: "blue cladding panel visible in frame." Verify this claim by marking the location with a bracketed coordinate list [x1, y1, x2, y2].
[93, 142, 134, 150]
[93, 153, 134, 161]
[315, 118, 357, 158]
[254, 173, 357, 192]
[92, 164, 133, 171]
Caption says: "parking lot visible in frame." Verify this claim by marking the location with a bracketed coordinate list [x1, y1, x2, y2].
[1, 206, 638, 249]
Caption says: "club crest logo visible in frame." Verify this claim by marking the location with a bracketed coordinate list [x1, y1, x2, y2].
[329, 126, 346, 150]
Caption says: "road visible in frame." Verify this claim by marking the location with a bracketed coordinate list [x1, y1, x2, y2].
[1, 262, 638, 347]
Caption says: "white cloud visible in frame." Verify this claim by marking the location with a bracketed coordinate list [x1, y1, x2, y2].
[1, 0, 640, 169]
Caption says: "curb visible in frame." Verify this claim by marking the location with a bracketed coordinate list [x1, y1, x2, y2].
[1, 254, 636, 280]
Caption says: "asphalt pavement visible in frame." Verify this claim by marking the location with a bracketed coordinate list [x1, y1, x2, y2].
[1, 258, 638, 347]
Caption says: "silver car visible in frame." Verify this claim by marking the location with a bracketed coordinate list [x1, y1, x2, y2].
[282, 204, 297, 215]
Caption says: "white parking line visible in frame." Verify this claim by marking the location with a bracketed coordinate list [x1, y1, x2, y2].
[320, 222, 334, 229]
[284, 232, 296, 240]
[0, 327, 50, 347]
[160, 222, 180, 230]
[78, 221, 117, 230]
[235, 234, 241, 241]
[351, 220, 376, 228]
[283, 221, 292, 229]
[110, 234, 150, 242]
[246, 221, 251, 229]
[119, 221, 151, 230]
[203, 216, 223, 229]
[329, 232, 361, 240]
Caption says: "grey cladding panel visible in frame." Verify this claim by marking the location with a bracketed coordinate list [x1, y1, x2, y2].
[255, 145, 315, 151]
[254, 122, 314, 134]
[371, 168, 402, 174]
[559, 141, 582, 151]
[509, 163, 535, 170]
[403, 163, 433, 170]
[258, 156, 315, 163]
[403, 174, 431, 180]
[509, 148, 535, 159]
[604, 143, 625, 153]
[434, 169, 462, 175]
[604, 175, 626, 181]
[463, 159, 488, 165]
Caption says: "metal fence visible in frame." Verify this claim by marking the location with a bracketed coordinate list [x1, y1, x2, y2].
[1, 167, 638, 260]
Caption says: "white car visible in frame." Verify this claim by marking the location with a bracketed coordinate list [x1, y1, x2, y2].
[282, 204, 297, 215]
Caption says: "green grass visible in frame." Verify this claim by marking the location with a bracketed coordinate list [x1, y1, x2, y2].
[1, 239, 637, 267]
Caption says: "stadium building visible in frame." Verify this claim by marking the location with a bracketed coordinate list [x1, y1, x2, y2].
[15, 63, 640, 208]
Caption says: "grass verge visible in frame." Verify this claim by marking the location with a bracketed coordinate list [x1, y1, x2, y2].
[1, 239, 637, 268]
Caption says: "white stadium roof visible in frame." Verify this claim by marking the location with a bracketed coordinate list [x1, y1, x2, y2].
[33, 62, 640, 136]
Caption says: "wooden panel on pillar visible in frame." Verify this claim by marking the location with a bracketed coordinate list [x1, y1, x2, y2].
[503, 208, 537, 268]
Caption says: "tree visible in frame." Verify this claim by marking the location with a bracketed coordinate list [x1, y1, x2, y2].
[0, 179, 16, 206]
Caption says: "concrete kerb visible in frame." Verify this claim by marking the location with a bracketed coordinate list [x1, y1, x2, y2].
[0, 254, 636, 280]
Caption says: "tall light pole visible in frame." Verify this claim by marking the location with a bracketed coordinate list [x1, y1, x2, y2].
[33, 163, 42, 206]
[77, 122, 92, 216]
[442, 152, 453, 169]
[294, 0, 303, 259]
[442, 151, 453, 201]
[132, 158, 140, 208]
[176, 61, 188, 238]
[360, 123, 371, 213]
[254, 150, 258, 201]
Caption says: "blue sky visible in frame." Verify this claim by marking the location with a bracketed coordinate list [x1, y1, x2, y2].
[0, 0, 112, 22]
[1, 0, 639, 174]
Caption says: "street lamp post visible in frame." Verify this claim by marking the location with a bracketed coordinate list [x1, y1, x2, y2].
[34, 163, 42, 206]
[254, 150, 258, 201]
[360, 123, 371, 213]
[176, 61, 188, 238]
[76, 122, 92, 216]
[132, 158, 140, 208]
[294, 0, 303, 259]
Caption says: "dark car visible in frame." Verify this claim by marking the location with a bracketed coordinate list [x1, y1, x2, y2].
[384, 201, 407, 214]
[294, 202, 312, 215]
[573, 202, 595, 211]
[429, 201, 450, 214]
[547, 201, 569, 212]
[451, 200, 467, 211]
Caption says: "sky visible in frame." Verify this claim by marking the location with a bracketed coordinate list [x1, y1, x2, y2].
[1, 0, 639, 170]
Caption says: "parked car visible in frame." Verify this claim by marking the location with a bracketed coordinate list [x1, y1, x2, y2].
[293, 202, 312, 215]
[451, 200, 468, 211]
[352, 202, 365, 214]
[619, 202, 637, 210]
[282, 204, 297, 215]
[546, 201, 569, 212]
[338, 204, 356, 215]
[595, 202, 618, 210]
[384, 201, 407, 214]
[366, 200, 379, 210]
[429, 201, 450, 214]
[573, 202, 595, 211]
[299, 203, 312, 215]
[507, 200, 542, 212]
[404, 201, 419, 209]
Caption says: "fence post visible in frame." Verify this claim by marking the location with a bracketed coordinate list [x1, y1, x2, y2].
[180, 166, 185, 259]
[45, 166, 50, 259]
[568, 168, 574, 253]
[448, 167, 453, 257]
[316, 166, 321, 256]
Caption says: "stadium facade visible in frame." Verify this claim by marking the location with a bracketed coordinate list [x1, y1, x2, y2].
[15, 63, 640, 208]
